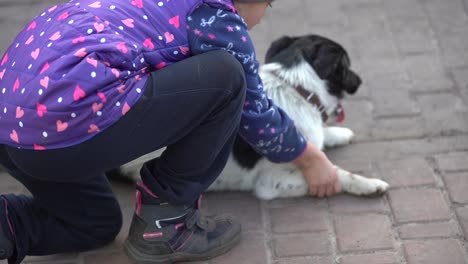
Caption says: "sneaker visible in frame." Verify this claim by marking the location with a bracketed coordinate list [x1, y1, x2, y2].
[124, 182, 241, 263]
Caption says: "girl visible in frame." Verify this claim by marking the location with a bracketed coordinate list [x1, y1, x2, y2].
[0, 0, 340, 263]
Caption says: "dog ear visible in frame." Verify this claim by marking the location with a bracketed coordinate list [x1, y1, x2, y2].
[311, 46, 343, 79]
[265, 36, 299, 63]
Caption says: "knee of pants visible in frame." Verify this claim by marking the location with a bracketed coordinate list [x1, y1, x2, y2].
[86, 198, 123, 247]
[202, 50, 246, 98]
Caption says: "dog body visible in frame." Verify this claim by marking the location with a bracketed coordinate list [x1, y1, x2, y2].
[116, 35, 389, 200]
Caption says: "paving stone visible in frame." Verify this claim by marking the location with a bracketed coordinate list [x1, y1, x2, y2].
[451, 66, 468, 90]
[270, 202, 328, 234]
[443, 172, 468, 204]
[0, 171, 26, 193]
[327, 135, 468, 163]
[455, 206, 468, 239]
[388, 18, 438, 55]
[328, 194, 389, 214]
[275, 256, 334, 264]
[338, 100, 374, 141]
[388, 189, 451, 223]
[334, 214, 394, 252]
[338, 252, 398, 264]
[404, 239, 468, 264]
[435, 152, 468, 172]
[204, 194, 263, 232]
[398, 222, 462, 239]
[367, 73, 419, 117]
[83, 250, 133, 264]
[210, 234, 267, 264]
[23, 253, 79, 264]
[371, 117, 426, 140]
[272, 232, 331, 257]
[403, 54, 454, 92]
[376, 158, 437, 188]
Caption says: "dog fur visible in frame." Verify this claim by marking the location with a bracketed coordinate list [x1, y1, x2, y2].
[112, 34, 389, 200]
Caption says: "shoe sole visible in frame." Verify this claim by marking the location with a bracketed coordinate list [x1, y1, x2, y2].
[124, 231, 241, 264]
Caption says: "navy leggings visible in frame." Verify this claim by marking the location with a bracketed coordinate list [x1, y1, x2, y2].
[0, 50, 246, 263]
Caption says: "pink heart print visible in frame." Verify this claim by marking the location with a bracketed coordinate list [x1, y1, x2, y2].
[94, 23, 105, 33]
[49, 31, 62, 41]
[1, 53, 8, 66]
[36, 102, 48, 117]
[74, 48, 87, 58]
[117, 85, 126, 93]
[10, 130, 19, 143]
[122, 18, 135, 28]
[88, 1, 102, 8]
[155, 62, 166, 69]
[122, 102, 131, 115]
[143, 38, 155, 50]
[92, 102, 103, 113]
[86, 57, 98, 67]
[27, 21, 37, 31]
[56, 120, 68, 132]
[111, 68, 120, 78]
[73, 85, 86, 101]
[72, 36, 85, 44]
[164, 32, 174, 43]
[97, 92, 107, 103]
[40, 62, 50, 74]
[31, 48, 40, 60]
[116, 42, 128, 53]
[13, 78, 20, 93]
[48, 5, 57, 12]
[0, 69, 6, 80]
[88, 124, 100, 133]
[169, 16, 180, 28]
[40, 76, 49, 89]
[131, 0, 144, 8]
[34, 144, 46, 150]
[16, 106, 24, 118]
[179, 46, 189, 55]
[57, 11, 69, 21]
[25, 35, 34, 45]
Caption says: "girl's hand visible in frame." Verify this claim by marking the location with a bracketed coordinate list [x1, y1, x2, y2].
[292, 142, 342, 197]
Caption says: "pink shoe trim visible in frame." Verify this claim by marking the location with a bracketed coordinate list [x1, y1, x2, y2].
[175, 223, 185, 230]
[2, 198, 15, 241]
[135, 190, 142, 216]
[143, 232, 163, 240]
[137, 181, 159, 198]
[197, 194, 203, 209]
[176, 230, 194, 251]
[172, 229, 187, 246]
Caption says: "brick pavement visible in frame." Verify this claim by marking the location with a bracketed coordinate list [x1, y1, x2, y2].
[1, 0, 468, 263]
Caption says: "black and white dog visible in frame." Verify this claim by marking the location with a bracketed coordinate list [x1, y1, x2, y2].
[110, 35, 389, 200]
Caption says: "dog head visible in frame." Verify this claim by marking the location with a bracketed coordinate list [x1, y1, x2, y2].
[264, 35, 361, 99]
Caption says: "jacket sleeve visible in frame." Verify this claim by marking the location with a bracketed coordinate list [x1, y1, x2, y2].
[187, 5, 307, 163]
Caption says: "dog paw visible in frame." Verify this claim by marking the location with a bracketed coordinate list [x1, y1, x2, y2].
[358, 178, 390, 197]
[324, 127, 354, 148]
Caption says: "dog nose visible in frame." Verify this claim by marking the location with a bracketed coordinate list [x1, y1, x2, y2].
[345, 72, 361, 94]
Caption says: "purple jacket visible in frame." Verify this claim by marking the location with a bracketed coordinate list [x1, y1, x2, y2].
[0, 0, 306, 162]
[0, 0, 234, 150]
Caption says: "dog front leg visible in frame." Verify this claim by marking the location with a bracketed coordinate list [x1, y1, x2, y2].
[337, 167, 389, 196]
[323, 127, 354, 148]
